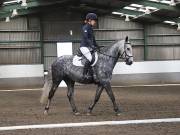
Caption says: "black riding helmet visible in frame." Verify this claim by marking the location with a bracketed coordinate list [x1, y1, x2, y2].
[86, 13, 98, 20]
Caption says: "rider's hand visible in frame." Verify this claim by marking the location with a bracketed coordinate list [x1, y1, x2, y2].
[94, 46, 100, 51]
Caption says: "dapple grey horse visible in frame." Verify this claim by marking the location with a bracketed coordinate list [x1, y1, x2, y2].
[40, 36, 133, 115]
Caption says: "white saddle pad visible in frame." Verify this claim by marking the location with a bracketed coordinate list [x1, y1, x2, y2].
[73, 52, 98, 67]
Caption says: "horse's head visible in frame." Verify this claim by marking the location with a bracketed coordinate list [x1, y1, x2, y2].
[118, 36, 133, 65]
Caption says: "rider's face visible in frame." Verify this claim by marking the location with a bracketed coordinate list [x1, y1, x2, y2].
[90, 20, 97, 26]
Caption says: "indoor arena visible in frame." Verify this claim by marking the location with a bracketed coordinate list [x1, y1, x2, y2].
[0, 0, 180, 134]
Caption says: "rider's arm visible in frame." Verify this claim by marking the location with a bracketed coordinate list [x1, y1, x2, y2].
[82, 26, 94, 48]
[93, 35, 97, 47]
[92, 34, 101, 50]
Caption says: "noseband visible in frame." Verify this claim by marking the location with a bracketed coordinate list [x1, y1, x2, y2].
[119, 50, 133, 60]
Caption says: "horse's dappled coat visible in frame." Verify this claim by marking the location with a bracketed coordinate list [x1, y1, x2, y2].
[40, 37, 133, 115]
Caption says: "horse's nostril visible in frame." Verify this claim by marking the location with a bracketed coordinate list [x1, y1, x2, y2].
[126, 60, 133, 65]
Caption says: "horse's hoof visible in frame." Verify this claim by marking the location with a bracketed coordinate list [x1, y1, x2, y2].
[44, 110, 49, 115]
[86, 112, 92, 116]
[74, 112, 81, 116]
[116, 111, 122, 116]
[116, 112, 121, 116]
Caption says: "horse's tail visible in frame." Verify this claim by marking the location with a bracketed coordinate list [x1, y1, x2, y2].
[40, 68, 53, 104]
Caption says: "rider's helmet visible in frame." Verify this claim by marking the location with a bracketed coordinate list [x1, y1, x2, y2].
[86, 13, 98, 21]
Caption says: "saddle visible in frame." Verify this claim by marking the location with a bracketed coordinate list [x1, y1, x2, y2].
[73, 49, 98, 67]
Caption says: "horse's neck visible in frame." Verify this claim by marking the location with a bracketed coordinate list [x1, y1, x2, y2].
[106, 42, 123, 59]
[108, 43, 119, 56]
[103, 42, 122, 68]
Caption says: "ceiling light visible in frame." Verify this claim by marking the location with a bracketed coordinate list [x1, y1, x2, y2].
[130, 4, 143, 8]
[125, 15, 130, 22]
[17, 0, 27, 7]
[12, 9, 18, 17]
[160, 0, 176, 5]
[170, 0, 176, 6]
[20, 0, 27, 7]
[138, 8, 146, 12]
[148, 0, 160, 2]
[112, 12, 124, 16]
[3, 0, 17, 5]
[145, 7, 151, 14]
[160, 0, 170, 4]
[5, 17, 10, 22]
[164, 20, 176, 24]
[138, 7, 152, 14]
[145, 6, 158, 10]
[177, 23, 180, 31]
[123, 6, 137, 11]
[22, 2, 27, 6]
[3, 0, 27, 7]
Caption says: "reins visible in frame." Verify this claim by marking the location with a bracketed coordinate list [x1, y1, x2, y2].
[79, 42, 133, 60]
[96, 46, 133, 60]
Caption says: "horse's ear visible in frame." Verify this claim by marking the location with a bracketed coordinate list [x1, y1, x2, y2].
[125, 36, 128, 42]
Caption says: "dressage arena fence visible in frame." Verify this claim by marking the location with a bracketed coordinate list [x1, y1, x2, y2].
[1, 61, 180, 90]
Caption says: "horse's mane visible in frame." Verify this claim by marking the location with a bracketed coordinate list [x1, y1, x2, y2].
[99, 40, 117, 51]
[99, 39, 124, 52]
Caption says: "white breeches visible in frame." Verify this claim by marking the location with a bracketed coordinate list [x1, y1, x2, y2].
[80, 47, 92, 62]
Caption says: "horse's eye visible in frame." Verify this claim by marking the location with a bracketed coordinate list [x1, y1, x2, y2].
[127, 48, 130, 51]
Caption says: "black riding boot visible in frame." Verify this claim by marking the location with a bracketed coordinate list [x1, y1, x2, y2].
[83, 60, 91, 76]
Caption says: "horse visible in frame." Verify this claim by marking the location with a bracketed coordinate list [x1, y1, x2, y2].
[40, 36, 133, 115]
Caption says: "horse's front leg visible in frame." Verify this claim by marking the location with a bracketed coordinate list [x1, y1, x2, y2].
[104, 82, 121, 115]
[65, 79, 80, 115]
[87, 84, 103, 115]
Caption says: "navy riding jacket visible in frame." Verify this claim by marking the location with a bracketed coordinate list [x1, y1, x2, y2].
[80, 23, 97, 49]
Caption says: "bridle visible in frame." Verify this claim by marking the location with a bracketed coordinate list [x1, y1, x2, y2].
[120, 42, 133, 60]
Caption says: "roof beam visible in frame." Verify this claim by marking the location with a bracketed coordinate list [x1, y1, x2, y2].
[0, 0, 71, 19]
[114, 7, 180, 24]
[115, 8, 143, 16]
[132, 0, 180, 13]
[0, 8, 40, 19]
[0, 0, 69, 12]
[113, 0, 180, 23]
[133, 14, 180, 22]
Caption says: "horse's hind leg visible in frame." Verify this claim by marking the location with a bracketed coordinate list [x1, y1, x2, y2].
[104, 82, 121, 115]
[64, 79, 79, 115]
[44, 82, 59, 115]
[87, 84, 103, 115]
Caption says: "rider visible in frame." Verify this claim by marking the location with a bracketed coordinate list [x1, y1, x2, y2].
[80, 13, 98, 76]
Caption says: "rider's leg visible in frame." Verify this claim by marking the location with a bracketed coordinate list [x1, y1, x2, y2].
[80, 47, 92, 76]
[83, 60, 91, 75]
